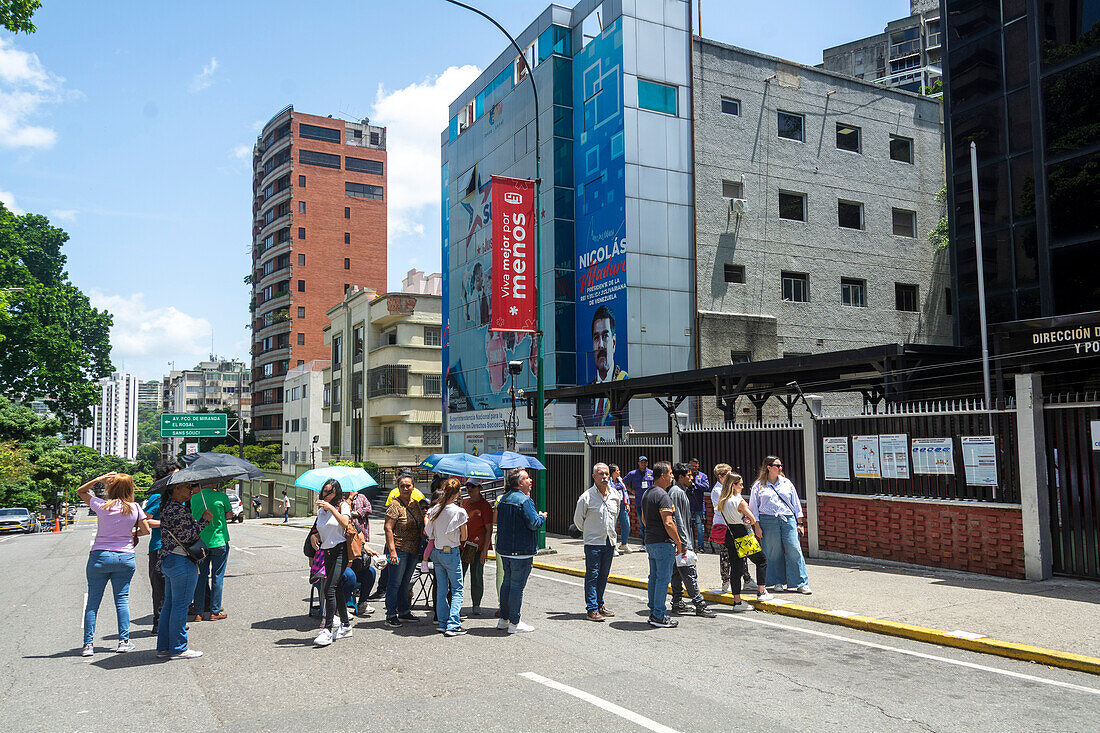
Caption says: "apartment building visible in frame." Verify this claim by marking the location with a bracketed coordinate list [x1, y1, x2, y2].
[281, 359, 329, 472]
[82, 372, 139, 460]
[250, 106, 388, 442]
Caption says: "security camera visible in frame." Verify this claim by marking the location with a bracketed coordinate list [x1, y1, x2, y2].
[507, 360, 524, 375]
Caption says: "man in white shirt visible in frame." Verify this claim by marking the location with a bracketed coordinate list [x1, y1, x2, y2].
[573, 462, 621, 622]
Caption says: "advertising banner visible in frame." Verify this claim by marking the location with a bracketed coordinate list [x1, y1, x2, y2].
[490, 175, 536, 333]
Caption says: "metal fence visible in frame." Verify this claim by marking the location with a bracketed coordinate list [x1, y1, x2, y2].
[817, 400, 1020, 503]
[591, 438, 673, 478]
[680, 421, 806, 499]
[1044, 395, 1100, 579]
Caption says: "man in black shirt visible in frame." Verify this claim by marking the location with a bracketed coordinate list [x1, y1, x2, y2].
[640, 461, 683, 628]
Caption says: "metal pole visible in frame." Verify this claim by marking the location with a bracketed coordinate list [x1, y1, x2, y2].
[238, 369, 245, 459]
[969, 142, 993, 416]
[443, 0, 546, 546]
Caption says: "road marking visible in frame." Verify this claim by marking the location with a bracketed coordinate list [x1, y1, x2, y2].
[0, 537, 10, 543]
[529, 573, 1100, 697]
[81, 592, 87, 630]
[519, 672, 682, 733]
[230, 544, 255, 556]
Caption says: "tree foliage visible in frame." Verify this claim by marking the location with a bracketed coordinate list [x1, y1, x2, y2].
[211, 443, 280, 471]
[929, 185, 949, 251]
[0, 0, 41, 33]
[0, 204, 114, 435]
[137, 402, 161, 446]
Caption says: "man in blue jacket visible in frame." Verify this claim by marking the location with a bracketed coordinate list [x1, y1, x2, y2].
[495, 469, 546, 634]
[622, 456, 653, 543]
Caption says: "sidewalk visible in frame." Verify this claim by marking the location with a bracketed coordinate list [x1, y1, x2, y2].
[538, 535, 1100, 663]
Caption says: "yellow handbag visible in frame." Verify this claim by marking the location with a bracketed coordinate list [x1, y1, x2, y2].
[733, 531, 762, 558]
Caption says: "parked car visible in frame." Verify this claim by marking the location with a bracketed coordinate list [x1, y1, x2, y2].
[0, 508, 37, 534]
[225, 489, 245, 523]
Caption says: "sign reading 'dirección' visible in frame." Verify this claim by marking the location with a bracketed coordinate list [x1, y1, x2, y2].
[160, 413, 227, 437]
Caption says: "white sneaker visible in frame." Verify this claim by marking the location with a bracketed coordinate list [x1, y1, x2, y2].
[796, 586, 812, 595]
[731, 601, 750, 612]
[314, 628, 333, 647]
[115, 640, 135, 653]
[356, 603, 375, 616]
[619, 543, 632, 554]
[496, 618, 509, 630]
[170, 649, 203, 659]
[756, 590, 775, 602]
[719, 582, 730, 594]
[81, 643, 94, 657]
[508, 621, 535, 634]
[334, 625, 353, 640]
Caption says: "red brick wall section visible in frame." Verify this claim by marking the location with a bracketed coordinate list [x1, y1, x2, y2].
[817, 494, 1025, 579]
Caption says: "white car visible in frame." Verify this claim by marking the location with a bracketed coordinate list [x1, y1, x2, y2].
[224, 489, 245, 523]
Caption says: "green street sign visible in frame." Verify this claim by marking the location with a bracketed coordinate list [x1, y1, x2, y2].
[160, 413, 227, 438]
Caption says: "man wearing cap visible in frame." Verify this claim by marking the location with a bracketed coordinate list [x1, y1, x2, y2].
[461, 479, 494, 615]
[573, 462, 621, 622]
[622, 457, 653, 544]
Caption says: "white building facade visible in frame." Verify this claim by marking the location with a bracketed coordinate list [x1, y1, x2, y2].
[82, 372, 139, 460]
[282, 360, 329, 472]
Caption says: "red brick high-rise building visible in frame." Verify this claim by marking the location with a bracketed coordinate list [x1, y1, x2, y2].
[250, 106, 387, 442]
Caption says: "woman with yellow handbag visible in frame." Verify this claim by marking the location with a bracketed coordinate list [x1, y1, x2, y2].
[715, 470, 772, 611]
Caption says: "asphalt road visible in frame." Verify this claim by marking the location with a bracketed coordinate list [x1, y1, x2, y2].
[2, 520, 1099, 732]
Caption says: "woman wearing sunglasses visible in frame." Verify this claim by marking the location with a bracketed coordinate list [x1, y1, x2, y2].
[747, 456, 811, 594]
[313, 479, 354, 647]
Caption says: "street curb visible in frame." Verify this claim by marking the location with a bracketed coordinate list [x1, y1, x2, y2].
[512, 554, 1100, 676]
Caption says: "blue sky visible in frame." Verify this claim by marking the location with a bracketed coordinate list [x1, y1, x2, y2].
[0, 0, 906, 380]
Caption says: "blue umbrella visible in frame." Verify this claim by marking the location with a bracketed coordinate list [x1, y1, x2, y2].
[294, 466, 378, 493]
[479, 451, 547, 471]
[419, 453, 502, 479]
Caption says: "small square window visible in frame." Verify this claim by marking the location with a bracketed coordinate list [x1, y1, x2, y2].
[778, 191, 806, 221]
[298, 253, 305, 266]
[841, 278, 867, 307]
[297, 227, 305, 240]
[638, 79, 677, 115]
[722, 180, 744, 199]
[892, 208, 916, 237]
[344, 283, 350, 293]
[730, 350, 751, 364]
[782, 272, 809, 302]
[297, 333, 305, 345]
[890, 135, 914, 163]
[297, 306, 305, 318]
[838, 200, 864, 230]
[836, 123, 861, 153]
[895, 283, 919, 311]
[424, 326, 442, 346]
[298, 201, 305, 213]
[298, 175, 306, 187]
[777, 111, 804, 141]
[343, 232, 350, 244]
[344, 257, 351, 270]
[344, 206, 350, 219]
[720, 97, 741, 116]
[724, 264, 745, 283]
[297, 279, 305, 292]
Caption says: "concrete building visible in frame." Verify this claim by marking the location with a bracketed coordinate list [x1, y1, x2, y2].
[137, 380, 160, 406]
[821, 0, 942, 94]
[402, 268, 443, 296]
[693, 40, 951, 417]
[322, 288, 443, 469]
[161, 357, 251, 455]
[250, 106, 388, 443]
[281, 360, 329, 472]
[82, 372, 139, 460]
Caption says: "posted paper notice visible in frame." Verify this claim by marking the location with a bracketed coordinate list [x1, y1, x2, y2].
[961, 436, 998, 487]
[852, 435, 881, 479]
[823, 436, 850, 481]
[911, 438, 954, 475]
[879, 434, 910, 480]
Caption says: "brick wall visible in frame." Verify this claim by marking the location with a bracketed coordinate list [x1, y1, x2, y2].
[817, 493, 1025, 578]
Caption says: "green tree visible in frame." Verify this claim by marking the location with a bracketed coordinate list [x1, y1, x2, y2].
[0, 0, 41, 33]
[137, 401, 161, 446]
[0, 440, 33, 486]
[134, 442, 161, 476]
[211, 443, 280, 471]
[0, 205, 114, 435]
[929, 185, 949, 251]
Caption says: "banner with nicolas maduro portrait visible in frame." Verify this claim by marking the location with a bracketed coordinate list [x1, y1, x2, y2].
[490, 175, 537, 333]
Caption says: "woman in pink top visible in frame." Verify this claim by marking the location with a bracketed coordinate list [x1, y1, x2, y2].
[77, 472, 150, 657]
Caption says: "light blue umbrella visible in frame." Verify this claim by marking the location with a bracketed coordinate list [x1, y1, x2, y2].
[419, 453, 502, 479]
[294, 466, 378, 493]
[479, 451, 547, 471]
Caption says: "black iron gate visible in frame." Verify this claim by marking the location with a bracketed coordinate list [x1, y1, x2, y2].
[1045, 400, 1100, 579]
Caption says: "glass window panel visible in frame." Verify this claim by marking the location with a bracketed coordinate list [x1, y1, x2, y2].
[298, 123, 341, 143]
[837, 200, 864, 229]
[1013, 224, 1039, 287]
[890, 135, 914, 163]
[638, 79, 677, 115]
[836, 123, 861, 152]
[1043, 56, 1100, 158]
[1006, 88, 1032, 154]
[1003, 20, 1030, 89]
[778, 191, 806, 221]
[1010, 154, 1036, 220]
[1047, 151, 1100, 241]
[777, 111, 804, 141]
[947, 32, 1003, 110]
[1040, 0, 1100, 67]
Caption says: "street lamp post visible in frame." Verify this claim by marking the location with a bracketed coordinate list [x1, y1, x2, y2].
[444, 1, 546, 546]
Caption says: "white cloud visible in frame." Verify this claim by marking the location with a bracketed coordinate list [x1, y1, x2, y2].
[231, 143, 252, 160]
[189, 57, 218, 93]
[88, 290, 213, 378]
[0, 37, 67, 149]
[49, 208, 77, 221]
[0, 189, 23, 214]
[370, 65, 481, 239]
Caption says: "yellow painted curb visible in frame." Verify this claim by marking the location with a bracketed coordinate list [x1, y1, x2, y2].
[520, 554, 1100, 676]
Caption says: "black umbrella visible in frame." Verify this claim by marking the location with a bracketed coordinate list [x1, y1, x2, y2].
[164, 452, 264, 487]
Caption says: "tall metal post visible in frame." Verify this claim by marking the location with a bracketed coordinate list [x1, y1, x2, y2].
[237, 368, 245, 459]
[969, 142, 993, 416]
[444, 0, 546, 546]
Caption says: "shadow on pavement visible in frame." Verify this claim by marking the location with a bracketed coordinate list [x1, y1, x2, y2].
[607, 620, 656, 631]
[91, 651, 165, 670]
[251, 615, 319, 633]
[544, 611, 590, 622]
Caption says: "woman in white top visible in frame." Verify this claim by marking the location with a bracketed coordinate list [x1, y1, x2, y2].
[426, 477, 469, 637]
[313, 479, 353, 647]
[716, 471, 772, 610]
[709, 465, 733, 593]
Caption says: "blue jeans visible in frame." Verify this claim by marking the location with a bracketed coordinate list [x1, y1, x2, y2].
[84, 550, 136, 645]
[193, 544, 229, 615]
[385, 550, 417, 619]
[617, 504, 630, 544]
[584, 542, 615, 611]
[499, 556, 534, 625]
[432, 548, 464, 631]
[692, 510, 706, 550]
[645, 542, 675, 621]
[158, 553, 199, 655]
[759, 515, 809, 589]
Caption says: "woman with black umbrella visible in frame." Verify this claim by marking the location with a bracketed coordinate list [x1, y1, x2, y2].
[157, 481, 209, 660]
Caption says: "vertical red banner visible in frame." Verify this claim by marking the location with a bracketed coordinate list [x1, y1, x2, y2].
[490, 175, 536, 333]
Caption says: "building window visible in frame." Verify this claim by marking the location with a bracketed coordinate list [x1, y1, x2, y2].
[345, 156, 384, 175]
[720, 97, 741, 116]
[298, 253, 305, 266]
[297, 332, 305, 345]
[298, 227, 305, 240]
[344, 206, 350, 219]
[381, 327, 398, 346]
[424, 326, 442, 346]
[298, 175, 306, 187]
[841, 278, 867, 307]
[297, 279, 305, 292]
[323, 383, 330, 408]
[421, 374, 442, 397]
[895, 283, 919, 312]
[351, 371, 364, 408]
[890, 135, 913, 163]
[353, 325, 364, 363]
[345, 182, 384, 200]
[369, 364, 410, 397]
[332, 335, 343, 365]
[422, 424, 442, 445]
[297, 306, 305, 318]
[382, 425, 395, 446]
[299, 150, 341, 169]
[344, 233, 350, 245]
[330, 422, 340, 456]
[730, 350, 751, 364]
[724, 264, 745, 283]
[722, 180, 744, 199]
[892, 208, 916, 237]
[331, 379, 342, 409]
[782, 272, 809, 302]
[298, 123, 341, 143]
[777, 111, 804, 141]
[344, 284, 350, 293]
[778, 191, 806, 221]
[638, 79, 677, 115]
[836, 123, 861, 153]
[837, 200, 864, 230]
